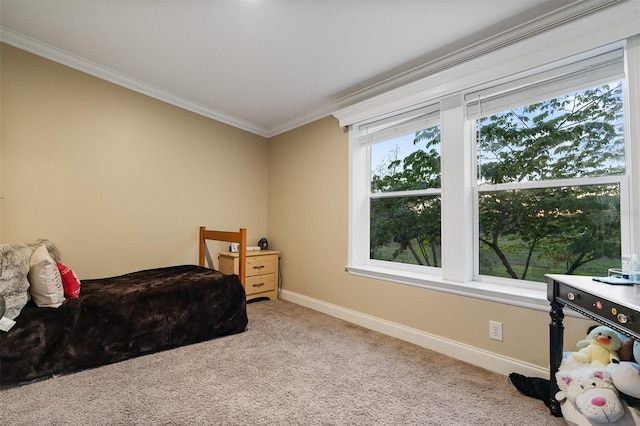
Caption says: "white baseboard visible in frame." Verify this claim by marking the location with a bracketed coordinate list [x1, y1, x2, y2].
[280, 289, 549, 379]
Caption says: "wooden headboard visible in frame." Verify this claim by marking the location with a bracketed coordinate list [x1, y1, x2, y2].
[199, 226, 246, 285]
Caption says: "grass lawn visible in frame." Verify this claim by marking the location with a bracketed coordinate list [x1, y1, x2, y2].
[372, 239, 618, 283]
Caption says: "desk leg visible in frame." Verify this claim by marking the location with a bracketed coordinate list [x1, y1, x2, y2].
[549, 299, 564, 417]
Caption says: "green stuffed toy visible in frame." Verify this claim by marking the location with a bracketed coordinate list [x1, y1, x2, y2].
[572, 325, 623, 367]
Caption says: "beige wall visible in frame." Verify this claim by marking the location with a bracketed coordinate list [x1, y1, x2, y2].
[1, 42, 592, 372]
[0, 44, 269, 278]
[268, 116, 591, 370]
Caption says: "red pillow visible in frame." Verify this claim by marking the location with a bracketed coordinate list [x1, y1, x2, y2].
[56, 262, 81, 298]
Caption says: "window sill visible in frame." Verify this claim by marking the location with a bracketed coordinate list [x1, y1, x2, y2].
[346, 264, 553, 313]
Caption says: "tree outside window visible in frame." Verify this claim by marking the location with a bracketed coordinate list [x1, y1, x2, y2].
[369, 82, 625, 282]
[476, 82, 624, 282]
[370, 125, 442, 267]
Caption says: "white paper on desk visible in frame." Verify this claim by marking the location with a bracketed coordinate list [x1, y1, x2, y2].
[0, 315, 16, 332]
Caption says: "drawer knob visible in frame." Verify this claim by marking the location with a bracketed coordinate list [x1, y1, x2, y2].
[617, 313, 630, 324]
[252, 283, 265, 288]
[567, 292, 577, 301]
[253, 265, 265, 270]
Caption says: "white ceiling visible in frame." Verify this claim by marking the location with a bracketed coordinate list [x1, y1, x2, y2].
[1, 0, 593, 137]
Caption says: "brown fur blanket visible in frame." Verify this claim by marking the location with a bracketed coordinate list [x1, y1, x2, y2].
[1, 265, 247, 386]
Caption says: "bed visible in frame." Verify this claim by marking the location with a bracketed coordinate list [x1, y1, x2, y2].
[0, 228, 248, 387]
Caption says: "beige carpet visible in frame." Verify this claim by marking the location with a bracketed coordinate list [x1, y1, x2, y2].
[1, 299, 564, 425]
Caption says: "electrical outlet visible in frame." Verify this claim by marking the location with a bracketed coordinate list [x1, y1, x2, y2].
[489, 321, 503, 341]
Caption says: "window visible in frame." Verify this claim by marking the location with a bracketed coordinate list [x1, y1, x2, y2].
[365, 105, 441, 269]
[338, 32, 638, 309]
[470, 51, 627, 283]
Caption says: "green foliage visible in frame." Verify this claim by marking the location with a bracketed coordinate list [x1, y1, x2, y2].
[370, 195, 441, 266]
[478, 185, 621, 280]
[370, 82, 624, 281]
[478, 85, 624, 183]
[370, 126, 442, 267]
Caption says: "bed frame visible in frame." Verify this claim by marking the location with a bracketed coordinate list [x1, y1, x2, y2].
[199, 226, 246, 286]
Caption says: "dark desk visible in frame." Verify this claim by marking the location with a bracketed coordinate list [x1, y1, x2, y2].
[546, 274, 640, 417]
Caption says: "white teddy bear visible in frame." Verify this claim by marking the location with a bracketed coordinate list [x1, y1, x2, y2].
[606, 340, 640, 411]
[556, 366, 640, 425]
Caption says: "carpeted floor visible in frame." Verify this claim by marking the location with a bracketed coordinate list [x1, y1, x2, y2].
[1, 299, 565, 425]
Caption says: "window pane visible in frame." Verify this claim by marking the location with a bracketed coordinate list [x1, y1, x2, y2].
[477, 82, 625, 185]
[370, 195, 441, 267]
[478, 184, 621, 282]
[371, 126, 441, 193]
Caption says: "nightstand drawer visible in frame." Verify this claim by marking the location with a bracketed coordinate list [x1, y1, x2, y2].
[217, 249, 280, 301]
[246, 255, 277, 276]
[245, 274, 276, 296]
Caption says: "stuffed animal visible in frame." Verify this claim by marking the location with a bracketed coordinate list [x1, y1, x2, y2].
[619, 338, 637, 363]
[508, 326, 637, 418]
[556, 367, 626, 423]
[509, 326, 625, 405]
[606, 340, 640, 412]
[624, 338, 640, 364]
[508, 372, 550, 407]
[560, 395, 640, 426]
[607, 360, 640, 402]
[572, 325, 623, 367]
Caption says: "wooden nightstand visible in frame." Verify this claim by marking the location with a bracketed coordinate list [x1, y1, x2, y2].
[218, 250, 280, 301]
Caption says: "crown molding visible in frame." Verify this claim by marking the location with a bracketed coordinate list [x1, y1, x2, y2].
[1, 0, 633, 138]
[0, 27, 271, 138]
[333, 0, 639, 127]
[272, 0, 631, 136]
[331, 0, 625, 121]
[265, 101, 343, 138]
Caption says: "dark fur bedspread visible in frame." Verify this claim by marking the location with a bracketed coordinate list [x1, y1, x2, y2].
[0, 265, 248, 386]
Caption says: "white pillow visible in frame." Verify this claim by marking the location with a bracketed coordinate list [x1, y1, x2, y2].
[28, 244, 65, 308]
[0, 244, 32, 319]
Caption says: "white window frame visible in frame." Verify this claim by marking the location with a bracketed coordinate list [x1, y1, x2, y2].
[470, 49, 629, 283]
[364, 102, 443, 274]
[337, 7, 640, 312]
[473, 176, 630, 285]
